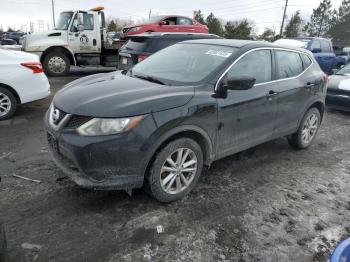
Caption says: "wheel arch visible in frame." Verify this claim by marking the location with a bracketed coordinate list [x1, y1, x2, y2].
[305, 100, 325, 122]
[41, 46, 76, 66]
[143, 125, 214, 177]
[0, 83, 21, 104]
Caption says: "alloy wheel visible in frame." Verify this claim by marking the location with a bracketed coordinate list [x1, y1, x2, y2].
[160, 148, 198, 195]
[301, 113, 319, 145]
[0, 92, 11, 117]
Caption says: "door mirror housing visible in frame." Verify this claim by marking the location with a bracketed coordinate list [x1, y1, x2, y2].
[222, 75, 256, 91]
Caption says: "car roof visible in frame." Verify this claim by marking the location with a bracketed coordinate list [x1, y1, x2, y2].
[182, 39, 311, 53]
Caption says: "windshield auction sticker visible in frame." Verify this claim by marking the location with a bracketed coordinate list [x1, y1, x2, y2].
[206, 50, 232, 58]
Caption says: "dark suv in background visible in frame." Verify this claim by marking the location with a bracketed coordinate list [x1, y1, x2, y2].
[118, 32, 220, 70]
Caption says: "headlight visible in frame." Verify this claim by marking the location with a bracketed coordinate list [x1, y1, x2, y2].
[130, 27, 141, 32]
[77, 115, 145, 136]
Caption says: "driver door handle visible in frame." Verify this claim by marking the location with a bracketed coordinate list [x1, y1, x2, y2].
[305, 82, 315, 88]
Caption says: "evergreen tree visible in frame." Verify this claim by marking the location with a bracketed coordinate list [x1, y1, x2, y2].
[193, 10, 207, 25]
[206, 13, 224, 36]
[107, 20, 118, 32]
[224, 20, 253, 39]
[259, 28, 277, 42]
[304, 0, 337, 37]
[337, 0, 350, 22]
[284, 11, 303, 37]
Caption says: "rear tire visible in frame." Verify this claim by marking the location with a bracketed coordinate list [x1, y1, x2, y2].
[288, 107, 321, 149]
[144, 138, 203, 202]
[0, 87, 17, 121]
[43, 52, 70, 77]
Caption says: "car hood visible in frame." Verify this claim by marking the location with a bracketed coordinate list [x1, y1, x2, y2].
[53, 72, 195, 118]
[328, 74, 350, 90]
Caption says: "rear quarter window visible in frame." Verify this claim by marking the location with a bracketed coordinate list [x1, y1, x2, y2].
[276, 50, 303, 79]
[300, 53, 313, 70]
[122, 38, 150, 53]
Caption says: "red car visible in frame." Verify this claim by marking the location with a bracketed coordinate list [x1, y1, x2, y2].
[122, 15, 208, 37]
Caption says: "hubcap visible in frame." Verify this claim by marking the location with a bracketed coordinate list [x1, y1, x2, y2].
[0, 92, 11, 117]
[160, 148, 198, 194]
[48, 56, 66, 73]
[301, 113, 319, 145]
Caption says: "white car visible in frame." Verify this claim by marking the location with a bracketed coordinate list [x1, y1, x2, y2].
[0, 49, 50, 120]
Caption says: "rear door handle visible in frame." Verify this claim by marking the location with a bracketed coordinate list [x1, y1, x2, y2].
[306, 82, 315, 88]
[266, 90, 278, 98]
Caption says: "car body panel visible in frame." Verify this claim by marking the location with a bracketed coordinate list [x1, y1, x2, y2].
[0, 49, 50, 104]
[53, 72, 195, 117]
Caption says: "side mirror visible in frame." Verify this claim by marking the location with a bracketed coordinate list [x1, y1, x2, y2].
[78, 25, 84, 32]
[222, 75, 256, 91]
[77, 13, 84, 31]
[332, 68, 338, 75]
[311, 48, 322, 53]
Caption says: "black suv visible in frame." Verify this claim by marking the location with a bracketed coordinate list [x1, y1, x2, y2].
[45, 39, 327, 202]
[118, 32, 220, 70]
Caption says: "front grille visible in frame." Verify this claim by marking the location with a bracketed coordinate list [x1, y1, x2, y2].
[65, 115, 93, 129]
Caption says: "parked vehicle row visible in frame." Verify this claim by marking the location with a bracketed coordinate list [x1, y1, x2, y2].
[45, 39, 327, 202]
[21, 7, 209, 76]
[0, 49, 50, 120]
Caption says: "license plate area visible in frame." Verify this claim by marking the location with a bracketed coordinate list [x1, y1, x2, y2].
[47, 132, 59, 153]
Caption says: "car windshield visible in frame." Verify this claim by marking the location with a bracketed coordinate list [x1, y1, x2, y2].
[274, 39, 310, 48]
[337, 64, 350, 75]
[131, 43, 237, 85]
[55, 12, 74, 30]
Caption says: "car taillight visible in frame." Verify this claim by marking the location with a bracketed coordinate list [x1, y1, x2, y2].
[20, 62, 44, 74]
[138, 54, 148, 63]
[323, 74, 329, 82]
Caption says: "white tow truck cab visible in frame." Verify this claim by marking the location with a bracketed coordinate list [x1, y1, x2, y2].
[23, 7, 124, 76]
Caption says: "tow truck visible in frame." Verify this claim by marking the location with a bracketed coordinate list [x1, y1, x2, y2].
[23, 7, 125, 76]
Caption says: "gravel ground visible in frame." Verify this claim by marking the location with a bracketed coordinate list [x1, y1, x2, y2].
[0, 68, 350, 262]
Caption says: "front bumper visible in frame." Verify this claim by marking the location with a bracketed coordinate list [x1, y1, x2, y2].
[326, 91, 350, 112]
[44, 112, 156, 190]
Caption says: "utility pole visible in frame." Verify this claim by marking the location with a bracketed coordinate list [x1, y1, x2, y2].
[51, 0, 55, 27]
[280, 0, 288, 37]
[149, 9, 152, 19]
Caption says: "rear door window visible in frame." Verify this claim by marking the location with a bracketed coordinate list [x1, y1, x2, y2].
[122, 37, 150, 52]
[276, 50, 303, 79]
[227, 49, 272, 84]
[177, 17, 193, 25]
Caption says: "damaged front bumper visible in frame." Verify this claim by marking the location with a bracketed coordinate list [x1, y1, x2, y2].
[44, 112, 156, 190]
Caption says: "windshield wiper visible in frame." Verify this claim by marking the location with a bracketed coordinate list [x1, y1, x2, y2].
[133, 74, 166, 85]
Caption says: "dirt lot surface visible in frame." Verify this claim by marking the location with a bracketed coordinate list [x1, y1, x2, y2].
[1, 68, 350, 262]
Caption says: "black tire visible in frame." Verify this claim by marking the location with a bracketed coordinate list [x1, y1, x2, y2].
[0, 221, 7, 262]
[0, 87, 17, 121]
[288, 107, 321, 149]
[43, 52, 70, 77]
[144, 138, 204, 202]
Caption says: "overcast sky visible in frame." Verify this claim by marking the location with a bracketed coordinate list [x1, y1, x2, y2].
[0, 0, 343, 33]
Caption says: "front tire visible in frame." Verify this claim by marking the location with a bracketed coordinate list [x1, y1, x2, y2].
[43, 52, 70, 77]
[288, 107, 321, 149]
[145, 138, 204, 202]
[0, 87, 17, 120]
